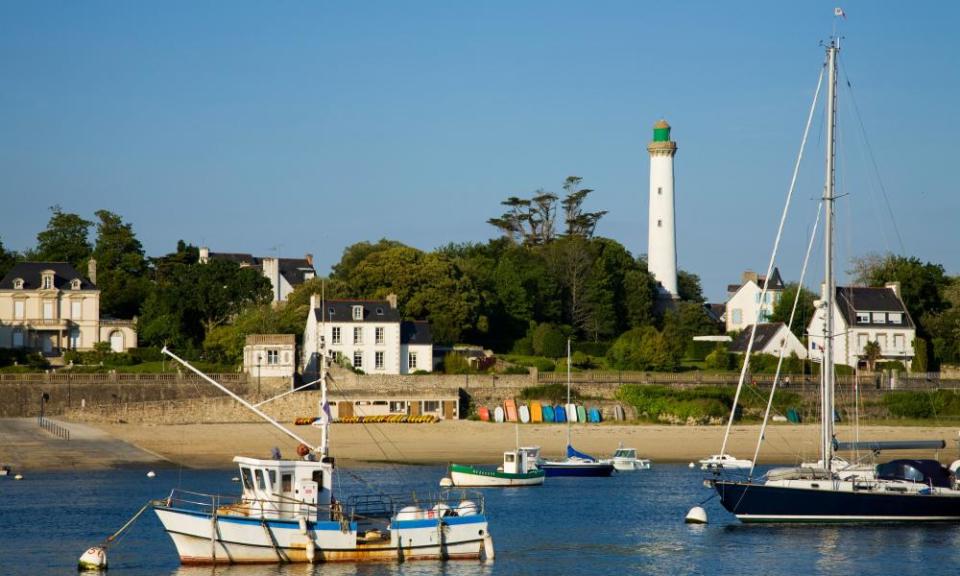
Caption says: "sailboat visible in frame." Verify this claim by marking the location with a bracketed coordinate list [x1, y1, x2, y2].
[538, 340, 614, 477]
[152, 341, 495, 563]
[711, 32, 960, 523]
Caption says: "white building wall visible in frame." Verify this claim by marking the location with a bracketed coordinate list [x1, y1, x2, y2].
[401, 343, 434, 373]
[725, 282, 780, 332]
[761, 325, 807, 359]
[807, 303, 915, 368]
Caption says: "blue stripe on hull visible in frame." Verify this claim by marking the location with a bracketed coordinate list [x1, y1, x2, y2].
[541, 464, 614, 477]
[714, 481, 960, 522]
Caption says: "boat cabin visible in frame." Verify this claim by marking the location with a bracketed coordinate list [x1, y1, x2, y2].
[502, 448, 537, 475]
[614, 448, 637, 460]
[876, 459, 952, 488]
[234, 456, 335, 519]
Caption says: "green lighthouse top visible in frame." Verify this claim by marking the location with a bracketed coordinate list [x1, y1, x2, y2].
[652, 119, 671, 142]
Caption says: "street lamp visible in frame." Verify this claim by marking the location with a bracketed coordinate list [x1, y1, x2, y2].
[256, 353, 263, 397]
[39, 392, 49, 422]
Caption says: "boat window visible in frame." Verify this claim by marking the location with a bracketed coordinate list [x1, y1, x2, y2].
[240, 467, 254, 490]
[902, 465, 924, 483]
[255, 469, 266, 491]
[282, 474, 292, 492]
[504, 453, 515, 463]
[268, 470, 277, 489]
[312, 470, 323, 490]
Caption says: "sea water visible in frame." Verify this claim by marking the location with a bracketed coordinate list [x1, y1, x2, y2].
[3, 464, 960, 575]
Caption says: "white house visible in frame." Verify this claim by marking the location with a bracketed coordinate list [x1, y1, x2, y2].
[302, 294, 433, 378]
[725, 268, 785, 332]
[0, 261, 137, 356]
[728, 323, 807, 359]
[243, 334, 296, 379]
[199, 247, 316, 303]
[807, 283, 916, 369]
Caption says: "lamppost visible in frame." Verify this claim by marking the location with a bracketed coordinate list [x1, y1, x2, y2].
[39, 392, 49, 422]
[256, 353, 263, 397]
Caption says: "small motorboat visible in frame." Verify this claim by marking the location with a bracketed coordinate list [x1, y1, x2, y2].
[611, 445, 651, 471]
[699, 453, 753, 471]
[448, 447, 545, 487]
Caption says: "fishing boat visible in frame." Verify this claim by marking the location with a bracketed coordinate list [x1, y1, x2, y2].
[611, 444, 651, 472]
[539, 340, 614, 478]
[711, 28, 960, 523]
[447, 447, 545, 487]
[152, 346, 494, 564]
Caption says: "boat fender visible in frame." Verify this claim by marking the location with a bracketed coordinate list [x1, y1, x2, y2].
[481, 532, 495, 561]
[432, 503, 452, 517]
[78, 546, 107, 571]
[457, 500, 478, 516]
[685, 506, 708, 524]
[298, 516, 308, 535]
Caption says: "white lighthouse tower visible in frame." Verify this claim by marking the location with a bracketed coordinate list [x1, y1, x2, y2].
[647, 119, 679, 299]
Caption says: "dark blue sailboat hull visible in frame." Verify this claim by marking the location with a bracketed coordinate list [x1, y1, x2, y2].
[540, 463, 615, 477]
[714, 480, 960, 522]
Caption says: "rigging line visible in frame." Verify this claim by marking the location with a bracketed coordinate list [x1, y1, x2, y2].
[751, 201, 824, 477]
[719, 62, 827, 458]
[840, 64, 906, 254]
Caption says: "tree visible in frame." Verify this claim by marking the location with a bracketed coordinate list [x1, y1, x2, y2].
[624, 265, 658, 329]
[544, 236, 594, 333]
[862, 340, 881, 372]
[561, 176, 607, 238]
[606, 326, 679, 371]
[91, 210, 149, 318]
[331, 239, 406, 280]
[850, 253, 950, 328]
[35, 205, 92, 270]
[0, 238, 18, 279]
[769, 283, 818, 339]
[677, 270, 705, 303]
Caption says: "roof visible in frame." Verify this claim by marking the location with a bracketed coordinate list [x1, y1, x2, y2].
[278, 258, 315, 287]
[729, 323, 789, 353]
[245, 334, 296, 346]
[704, 303, 726, 323]
[727, 267, 785, 295]
[401, 321, 433, 345]
[835, 286, 914, 328]
[0, 262, 96, 290]
[313, 300, 402, 323]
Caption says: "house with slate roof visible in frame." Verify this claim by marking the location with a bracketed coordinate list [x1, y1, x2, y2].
[0, 260, 137, 356]
[198, 247, 316, 303]
[728, 322, 807, 360]
[302, 293, 433, 378]
[807, 283, 916, 369]
[725, 268, 786, 333]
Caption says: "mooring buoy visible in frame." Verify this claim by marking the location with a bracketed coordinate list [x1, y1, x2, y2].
[78, 546, 108, 571]
[439, 477, 453, 488]
[688, 462, 695, 469]
[146, 470, 156, 478]
[685, 506, 708, 524]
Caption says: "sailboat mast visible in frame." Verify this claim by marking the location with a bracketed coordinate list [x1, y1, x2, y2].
[566, 338, 571, 447]
[319, 281, 330, 458]
[821, 39, 839, 466]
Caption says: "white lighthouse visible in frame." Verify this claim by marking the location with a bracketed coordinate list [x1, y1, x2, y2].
[647, 119, 679, 299]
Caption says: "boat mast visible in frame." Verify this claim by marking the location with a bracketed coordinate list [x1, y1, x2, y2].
[821, 38, 839, 467]
[319, 281, 330, 458]
[566, 338, 571, 448]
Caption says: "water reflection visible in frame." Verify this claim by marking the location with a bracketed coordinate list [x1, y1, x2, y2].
[169, 561, 494, 576]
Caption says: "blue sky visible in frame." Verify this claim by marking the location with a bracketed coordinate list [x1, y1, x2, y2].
[2, 1, 958, 302]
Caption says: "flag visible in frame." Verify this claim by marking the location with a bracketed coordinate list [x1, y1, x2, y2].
[834, 7, 846, 19]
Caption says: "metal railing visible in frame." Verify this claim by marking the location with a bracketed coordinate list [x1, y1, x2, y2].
[37, 415, 70, 440]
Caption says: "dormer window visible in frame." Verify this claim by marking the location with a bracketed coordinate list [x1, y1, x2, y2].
[42, 273, 54, 290]
[13, 278, 23, 290]
[70, 278, 81, 290]
[856, 312, 870, 324]
[872, 312, 886, 324]
[376, 307, 384, 316]
[888, 312, 902, 325]
[328, 307, 335, 317]
[352, 305, 363, 321]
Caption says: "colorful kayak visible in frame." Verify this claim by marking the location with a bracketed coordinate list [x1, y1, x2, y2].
[614, 405, 625, 421]
[478, 407, 490, 422]
[577, 405, 587, 423]
[588, 407, 602, 423]
[566, 403, 578, 423]
[530, 402, 543, 423]
[494, 406, 505, 423]
[518, 404, 530, 423]
[505, 399, 518, 422]
[543, 405, 555, 423]
[554, 405, 567, 423]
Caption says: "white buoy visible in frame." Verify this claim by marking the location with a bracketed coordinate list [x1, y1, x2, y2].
[14, 474, 23, 480]
[688, 462, 695, 469]
[231, 476, 240, 482]
[685, 506, 708, 524]
[146, 470, 156, 478]
[439, 477, 453, 488]
[78, 546, 108, 571]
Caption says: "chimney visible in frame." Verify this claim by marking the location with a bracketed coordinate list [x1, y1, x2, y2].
[87, 258, 97, 285]
[885, 281, 901, 298]
[310, 293, 318, 311]
[305, 253, 314, 267]
[199, 246, 210, 264]
[386, 293, 398, 310]
[742, 270, 759, 284]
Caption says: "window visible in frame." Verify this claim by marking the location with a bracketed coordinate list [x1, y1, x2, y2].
[70, 328, 80, 349]
[14, 301, 25, 320]
[71, 300, 82, 320]
[352, 305, 363, 320]
[13, 278, 23, 290]
[408, 352, 418, 369]
[755, 293, 761, 304]
[422, 401, 440, 413]
[42, 274, 53, 289]
[331, 326, 341, 344]
[43, 301, 54, 320]
[267, 350, 279, 365]
[353, 350, 363, 368]
[888, 313, 902, 324]
[375, 351, 384, 370]
[857, 333, 868, 351]
[389, 401, 407, 413]
[856, 312, 870, 324]
[657, 219, 662, 227]
[254, 469, 266, 491]
[872, 312, 886, 324]
[731, 309, 742, 325]
[282, 474, 292, 493]
[375, 327, 384, 344]
[353, 326, 363, 344]
[12, 329, 24, 348]
[894, 334, 905, 351]
[70, 279, 81, 290]
[764, 293, 772, 303]
[877, 334, 887, 350]
[657, 187, 662, 195]
[376, 307, 384, 316]
[240, 467, 254, 490]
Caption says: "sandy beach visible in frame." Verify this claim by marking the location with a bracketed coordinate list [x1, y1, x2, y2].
[83, 420, 960, 470]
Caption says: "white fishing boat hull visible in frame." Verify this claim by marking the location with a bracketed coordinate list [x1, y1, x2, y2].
[700, 454, 753, 471]
[449, 467, 545, 487]
[155, 506, 490, 564]
[613, 458, 651, 471]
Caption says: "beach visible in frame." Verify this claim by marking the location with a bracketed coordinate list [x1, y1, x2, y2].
[83, 420, 960, 470]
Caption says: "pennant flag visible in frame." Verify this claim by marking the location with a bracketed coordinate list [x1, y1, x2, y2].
[834, 7, 846, 19]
